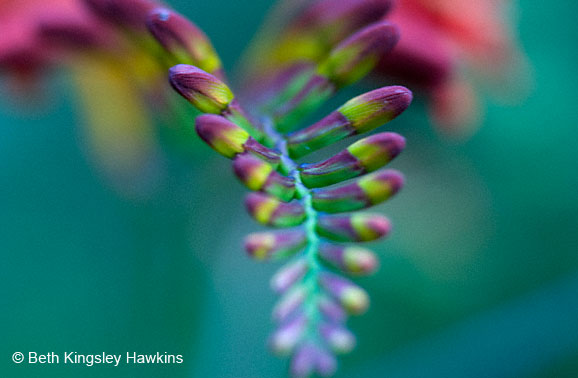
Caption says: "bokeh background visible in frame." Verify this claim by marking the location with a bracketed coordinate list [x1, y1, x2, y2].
[1, 0, 577, 377]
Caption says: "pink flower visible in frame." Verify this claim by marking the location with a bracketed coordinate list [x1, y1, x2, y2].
[378, 0, 532, 135]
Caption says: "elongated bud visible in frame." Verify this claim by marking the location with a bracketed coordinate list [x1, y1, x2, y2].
[244, 229, 306, 260]
[291, 343, 337, 378]
[318, 296, 346, 322]
[84, 0, 157, 31]
[245, 193, 305, 227]
[195, 115, 279, 163]
[147, 8, 223, 76]
[271, 258, 308, 294]
[319, 272, 369, 314]
[320, 323, 356, 354]
[300, 132, 405, 188]
[233, 153, 295, 201]
[318, 22, 399, 88]
[316, 213, 391, 242]
[312, 169, 404, 213]
[319, 244, 378, 275]
[169, 64, 233, 113]
[287, 86, 412, 158]
[273, 285, 306, 322]
[270, 314, 307, 356]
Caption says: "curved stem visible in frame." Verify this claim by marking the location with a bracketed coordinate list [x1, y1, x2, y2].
[263, 117, 324, 343]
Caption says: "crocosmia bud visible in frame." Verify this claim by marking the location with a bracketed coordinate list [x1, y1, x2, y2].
[319, 244, 378, 275]
[147, 8, 223, 76]
[244, 229, 306, 260]
[169, 64, 233, 114]
[318, 272, 369, 314]
[300, 132, 406, 188]
[245, 192, 305, 227]
[287, 86, 412, 158]
[311, 169, 404, 213]
[318, 22, 399, 88]
[316, 213, 391, 242]
[233, 153, 295, 201]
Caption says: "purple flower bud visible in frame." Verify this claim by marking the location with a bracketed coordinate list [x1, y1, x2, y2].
[84, 0, 158, 31]
[318, 22, 400, 88]
[319, 272, 369, 315]
[271, 258, 308, 294]
[311, 169, 404, 213]
[320, 323, 356, 354]
[291, 342, 337, 378]
[246, 193, 305, 228]
[319, 244, 378, 275]
[273, 285, 306, 322]
[287, 86, 412, 158]
[233, 153, 296, 202]
[316, 213, 392, 242]
[318, 296, 347, 323]
[270, 313, 307, 356]
[169, 64, 233, 114]
[147, 8, 223, 77]
[299, 132, 406, 188]
[244, 229, 306, 260]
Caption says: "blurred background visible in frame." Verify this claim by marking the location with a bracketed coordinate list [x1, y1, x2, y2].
[1, 0, 577, 377]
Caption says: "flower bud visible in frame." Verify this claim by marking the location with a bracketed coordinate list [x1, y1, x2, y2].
[271, 258, 308, 294]
[318, 296, 346, 323]
[320, 323, 356, 354]
[316, 213, 391, 242]
[319, 244, 378, 275]
[318, 22, 399, 88]
[299, 132, 405, 188]
[291, 343, 337, 378]
[244, 229, 306, 260]
[195, 115, 278, 163]
[245, 193, 305, 227]
[287, 86, 412, 158]
[312, 169, 404, 213]
[270, 314, 307, 356]
[233, 153, 295, 201]
[147, 8, 222, 76]
[169, 64, 233, 113]
[319, 272, 369, 314]
[84, 0, 157, 31]
[273, 285, 306, 322]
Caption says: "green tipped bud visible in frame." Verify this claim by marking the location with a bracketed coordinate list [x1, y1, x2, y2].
[245, 193, 305, 227]
[319, 244, 378, 275]
[320, 323, 356, 354]
[147, 8, 223, 76]
[271, 258, 308, 294]
[319, 272, 369, 314]
[316, 213, 391, 242]
[195, 114, 249, 158]
[169, 64, 233, 113]
[300, 132, 406, 188]
[287, 86, 412, 158]
[233, 153, 296, 201]
[244, 229, 306, 261]
[318, 22, 399, 88]
[311, 169, 404, 213]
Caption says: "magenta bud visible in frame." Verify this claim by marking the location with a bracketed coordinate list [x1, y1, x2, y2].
[271, 258, 308, 294]
[245, 193, 305, 228]
[273, 285, 307, 322]
[147, 8, 222, 75]
[270, 314, 307, 356]
[244, 229, 306, 261]
[84, 0, 158, 31]
[319, 272, 369, 315]
[319, 244, 378, 275]
[320, 323, 356, 354]
[318, 296, 347, 323]
[316, 213, 392, 242]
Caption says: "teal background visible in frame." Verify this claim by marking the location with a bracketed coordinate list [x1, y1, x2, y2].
[1, 1, 578, 377]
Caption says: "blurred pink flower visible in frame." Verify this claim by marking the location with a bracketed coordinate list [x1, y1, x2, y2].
[379, 0, 532, 136]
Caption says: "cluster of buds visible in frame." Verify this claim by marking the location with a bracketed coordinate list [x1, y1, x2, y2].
[159, 2, 412, 376]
